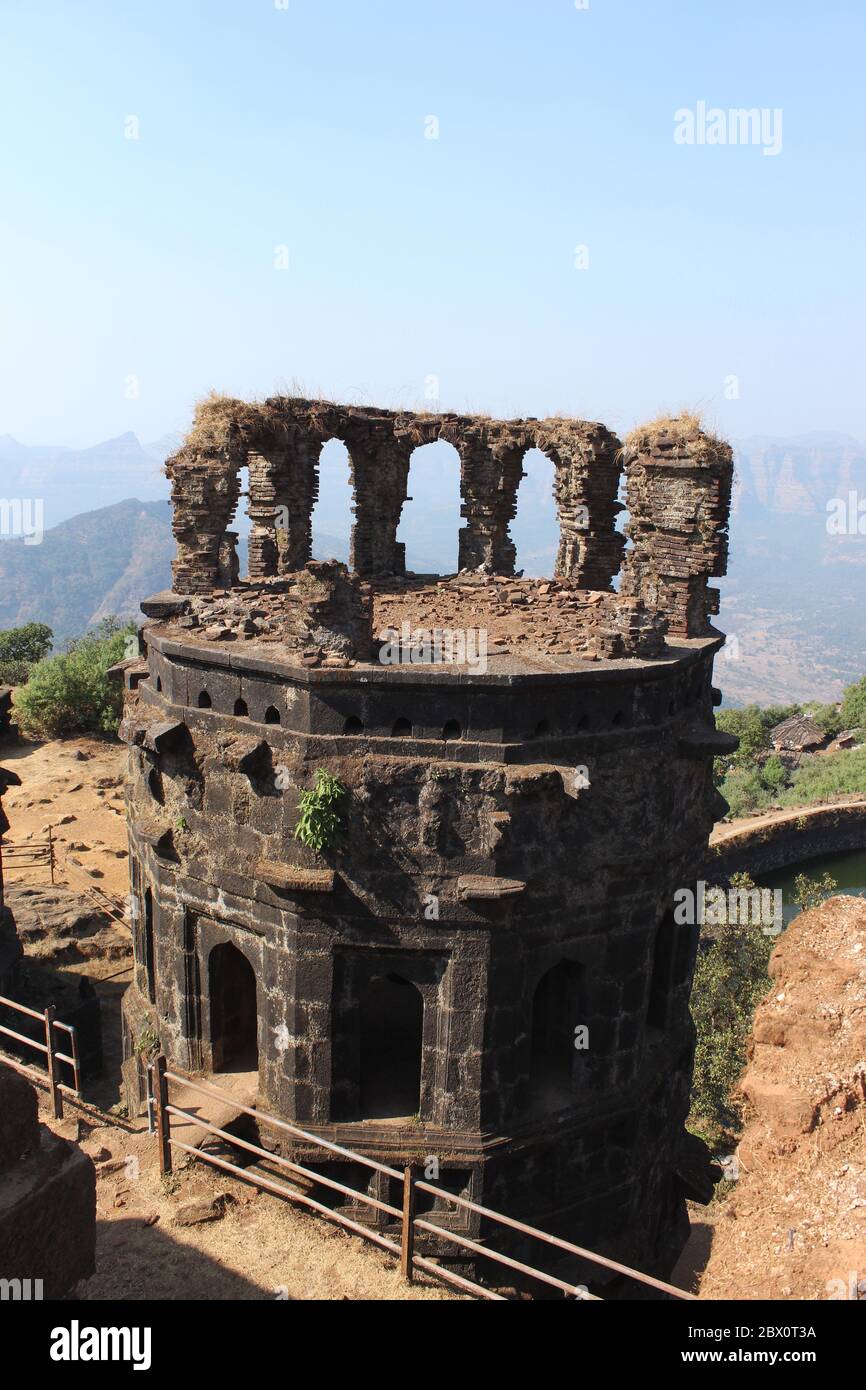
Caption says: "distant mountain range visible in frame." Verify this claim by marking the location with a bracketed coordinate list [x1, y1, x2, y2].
[0, 428, 863, 703]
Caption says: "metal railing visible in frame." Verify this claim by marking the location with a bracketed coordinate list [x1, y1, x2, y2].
[150, 1057, 695, 1303]
[0, 992, 81, 1117]
[0, 827, 55, 883]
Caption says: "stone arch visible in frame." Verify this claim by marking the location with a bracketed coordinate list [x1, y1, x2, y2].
[528, 958, 586, 1110]
[311, 436, 355, 566]
[510, 446, 559, 577]
[397, 440, 462, 575]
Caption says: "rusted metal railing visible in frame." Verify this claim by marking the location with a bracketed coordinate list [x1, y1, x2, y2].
[151, 1059, 695, 1303]
[0, 992, 82, 1116]
[0, 828, 55, 883]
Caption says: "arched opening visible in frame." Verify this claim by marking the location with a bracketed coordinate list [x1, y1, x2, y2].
[343, 716, 363, 735]
[397, 441, 461, 575]
[442, 719, 462, 741]
[143, 887, 155, 1004]
[613, 467, 630, 591]
[533, 718, 550, 737]
[155, 676, 162, 693]
[311, 438, 354, 565]
[209, 941, 258, 1073]
[226, 462, 251, 579]
[234, 698, 249, 717]
[510, 448, 558, 578]
[264, 705, 281, 725]
[359, 973, 423, 1119]
[646, 914, 676, 1032]
[529, 959, 584, 1111]
[391, 717, 412, 738]
[197, 690, 212, 709]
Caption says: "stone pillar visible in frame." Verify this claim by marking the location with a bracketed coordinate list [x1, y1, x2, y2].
[165, 449, 242, 594]
[441, 418, 528, 574]
[619, 420, 733, 637]
[246, 449, 288, 579]
[534, 421, 625, 590]
[343, 414, 413, 577]
[284, 560, 373, 662]
[216, 531, 240, 589]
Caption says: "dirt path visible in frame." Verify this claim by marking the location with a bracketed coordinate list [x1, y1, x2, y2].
[42, 1095, 457, 1302]
[1, 734, 129, 900]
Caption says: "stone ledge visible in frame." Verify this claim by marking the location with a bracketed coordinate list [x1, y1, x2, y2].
[677, 728, 739, 759]
[456, 875, 526, 901]
[256, 861, 336, 893]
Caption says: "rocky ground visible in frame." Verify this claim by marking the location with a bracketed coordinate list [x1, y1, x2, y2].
[694, 896, 866, 1300]
[156, 571, 664, 666]
[39, 1097, 455, 1302]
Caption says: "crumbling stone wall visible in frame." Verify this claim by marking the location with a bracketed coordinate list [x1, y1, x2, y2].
[164, 398, 634, 593]
[165, 399, 731, 647]
[619, 420, 733, 638]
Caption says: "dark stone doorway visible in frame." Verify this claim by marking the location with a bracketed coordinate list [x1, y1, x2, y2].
[359, 973, 423, 1119]
[529, 959, 584, 1110]
[209, 942, 258, 1073]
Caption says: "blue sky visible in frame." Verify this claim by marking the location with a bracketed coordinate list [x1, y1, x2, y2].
[1, 0, 864, 447]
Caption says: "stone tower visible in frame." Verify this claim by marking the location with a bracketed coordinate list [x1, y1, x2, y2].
[119, 400, 735, 1285]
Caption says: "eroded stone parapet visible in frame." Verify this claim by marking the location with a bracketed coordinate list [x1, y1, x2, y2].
[438, 415, 531, 574]
[534, 419, 625, 590]
[619, 419, 733, 637]
[340, 413, 412, 577]
[166, 448, 243, 594]
[284, 560, 373, 663]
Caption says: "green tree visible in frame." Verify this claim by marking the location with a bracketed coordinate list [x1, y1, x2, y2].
[690, 873, 773, 1147]
[792, 872, 838, 913]
[13, 619, 135, 738]
[840, 675, 866, 733]
[0, 622, 54, 685]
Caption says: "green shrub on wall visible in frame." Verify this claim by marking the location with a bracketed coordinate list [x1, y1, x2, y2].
[293, 769, 347, 852]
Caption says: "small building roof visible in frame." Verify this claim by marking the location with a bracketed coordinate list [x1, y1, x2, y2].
[769, 714, 826, 751]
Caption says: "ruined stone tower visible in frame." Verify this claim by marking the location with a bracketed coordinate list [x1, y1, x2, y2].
[119, 399, 735, 1284]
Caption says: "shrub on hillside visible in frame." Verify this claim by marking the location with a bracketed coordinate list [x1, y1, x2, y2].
[689, 875, 773, 1148]
[0, 622, 53, 686]
[13, 619, 135, 738]
[840, 675, 866, 734]
[780, 746, 866, 805]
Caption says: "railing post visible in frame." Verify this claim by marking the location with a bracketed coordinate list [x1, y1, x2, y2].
[68, 1023, 81, 1096]
[400, 1164, 417, 1282]
[44, 1005, 63, 1119]
[150, 1055, 172, 1175]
